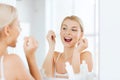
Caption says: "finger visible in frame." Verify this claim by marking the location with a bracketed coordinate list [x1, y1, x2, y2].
[47, 30, 55, 39]
[32, 37, 38, 48]
[48, 31, 56, 40]
[77, 39, 82, 46]
[47, 31, 51, 38]
[35, 40, 39, 48]
[51, 33, 56, 40]
[25, 37, 33, 47]
[83, 38, 88, 45]
[24, 37, 29, 47]
[83, 38, 88, 48]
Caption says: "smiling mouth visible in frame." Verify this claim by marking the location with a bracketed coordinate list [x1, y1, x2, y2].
[64, 37, 72, 42]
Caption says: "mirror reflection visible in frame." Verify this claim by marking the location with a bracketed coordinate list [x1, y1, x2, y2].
[1, 0, 99, 79]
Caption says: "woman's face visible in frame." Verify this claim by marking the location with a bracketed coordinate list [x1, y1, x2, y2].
[8, 18, 21, 47]
[60, 19, 83, 48]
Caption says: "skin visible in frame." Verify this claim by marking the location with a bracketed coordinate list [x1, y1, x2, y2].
[43, 18, 93, 78]
[0, 17, 41, 80]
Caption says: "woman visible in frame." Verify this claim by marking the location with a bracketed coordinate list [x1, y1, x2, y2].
[42, 15, 93, 79]
[0, 3, 41, 80]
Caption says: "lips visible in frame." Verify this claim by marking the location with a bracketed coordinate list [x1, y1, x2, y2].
[64, 37, 72, 42]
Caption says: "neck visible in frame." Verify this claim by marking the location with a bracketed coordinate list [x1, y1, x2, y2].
[0, 40, 8, 56]
[63, 46, 75, 59]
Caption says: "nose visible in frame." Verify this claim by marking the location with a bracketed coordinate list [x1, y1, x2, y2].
[66, 29, 71, 35]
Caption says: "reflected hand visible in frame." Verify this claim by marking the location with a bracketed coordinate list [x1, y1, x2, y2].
[47, 30, 56, 51]
[75, 38, 88, 53]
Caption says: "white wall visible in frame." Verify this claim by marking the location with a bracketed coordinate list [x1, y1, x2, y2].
[30, 0, 46, 68]
[100, 0, 120, 79]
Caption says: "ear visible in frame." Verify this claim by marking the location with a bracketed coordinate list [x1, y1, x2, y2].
[3, 25, 10, 36]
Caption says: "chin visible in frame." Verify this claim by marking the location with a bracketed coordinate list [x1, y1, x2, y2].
[9, 42, 17, 47]
[63, 43, 73, 48]
[10, 44, 16, 47]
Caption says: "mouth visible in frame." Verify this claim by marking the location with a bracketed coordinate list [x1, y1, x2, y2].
[64, 37, 72, 42]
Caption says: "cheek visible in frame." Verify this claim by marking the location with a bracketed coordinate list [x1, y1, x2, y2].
[16, 27, 20, 35]
[60, 32, 63, 41]
[60, 31, 65, 43]
[13, 29, 19, 36]
[60, 30, 65, 37]
[12, 29, 20, 39]
[73, 33, 81, 40]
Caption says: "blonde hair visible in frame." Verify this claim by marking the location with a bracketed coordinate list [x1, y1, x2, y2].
[0, 3, 18, 29]
[61, 15, 84, 32]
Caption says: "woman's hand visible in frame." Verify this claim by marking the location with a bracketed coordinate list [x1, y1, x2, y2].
[24, 37, 42, 80]
[47, 30, 56, 51]
[74, 38, 88, 53]
[24, 36, 38, 57]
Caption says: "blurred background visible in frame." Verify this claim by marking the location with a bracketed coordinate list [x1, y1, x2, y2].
[0, 0, 99, 76]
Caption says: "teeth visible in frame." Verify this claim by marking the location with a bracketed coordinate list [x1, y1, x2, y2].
[64, 37, 72, 42]
[64, 37, 72, 39]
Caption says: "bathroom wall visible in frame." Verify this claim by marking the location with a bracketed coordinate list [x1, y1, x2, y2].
[100, 0, 120, 79]
[16, 0, 46, 68]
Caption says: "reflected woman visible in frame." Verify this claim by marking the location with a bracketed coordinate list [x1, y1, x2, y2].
[0, 3, 41, 80]
[42, 15, 93, 79]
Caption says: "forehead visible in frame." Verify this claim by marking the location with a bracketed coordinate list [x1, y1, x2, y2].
[62, 19, 80, 28]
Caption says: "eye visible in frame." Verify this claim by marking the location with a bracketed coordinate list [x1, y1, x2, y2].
[62, 27, 67, 30]
[71, 29, 77, 31]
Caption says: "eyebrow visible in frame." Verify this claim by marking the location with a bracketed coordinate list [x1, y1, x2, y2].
[72, 26, 78, 28]
[62, 24, 79, 29]
[62, 24, 67, 27]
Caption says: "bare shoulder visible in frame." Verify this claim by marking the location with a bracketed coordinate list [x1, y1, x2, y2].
[4, 54, 25, 77]
[4, 54, 33, 79]
[5, 54, 21, 63]
[4, 54, 24, 70]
